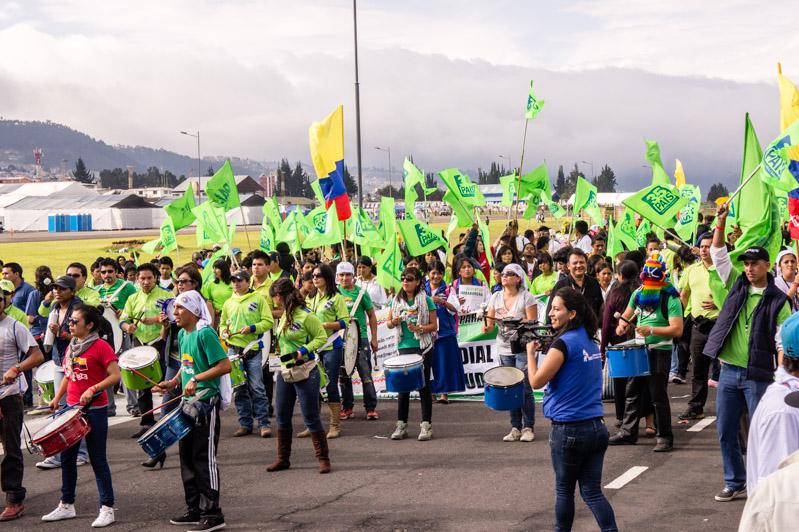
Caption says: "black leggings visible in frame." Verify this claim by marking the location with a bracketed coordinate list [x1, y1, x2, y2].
[396, 347, 433, 423]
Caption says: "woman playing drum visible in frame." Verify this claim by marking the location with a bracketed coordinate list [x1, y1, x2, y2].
[42, 304, 121, 528]
[387, 266, 438, 441]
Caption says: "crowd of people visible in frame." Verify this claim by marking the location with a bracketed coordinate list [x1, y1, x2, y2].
[0, 203, 797, 531]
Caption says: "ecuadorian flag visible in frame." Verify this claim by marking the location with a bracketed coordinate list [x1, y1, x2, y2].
[309, 105, 351, 221]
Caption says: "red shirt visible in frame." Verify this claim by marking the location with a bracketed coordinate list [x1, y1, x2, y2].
[62, 339, 117, 407]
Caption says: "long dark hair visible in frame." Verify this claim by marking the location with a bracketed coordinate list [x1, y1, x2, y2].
[311, 263, 338, 297]
[270, 277, 306, 333]
[213, 259, 231, 284]
[396, 266, 423, 302]
[175, 265, 203, 293]
[551, 287, 598, 339]
[35, 265, 53, 296]
[495, 244, 519, 265]
[610, 260, 640, 304]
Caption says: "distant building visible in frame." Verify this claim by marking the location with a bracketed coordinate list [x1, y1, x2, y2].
[173, 175, 265, 197]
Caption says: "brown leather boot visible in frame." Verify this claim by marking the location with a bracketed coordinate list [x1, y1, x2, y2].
[310, 430, 331, 474]
[266, 429, 292, 472]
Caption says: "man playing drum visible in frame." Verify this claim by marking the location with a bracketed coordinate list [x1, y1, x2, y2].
[0, 291, 44, 521]
[220, 269, 274, 438]
[120, 263, 171, 438]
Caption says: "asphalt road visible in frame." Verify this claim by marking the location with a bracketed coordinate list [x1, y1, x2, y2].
[6, 382, 742, 532]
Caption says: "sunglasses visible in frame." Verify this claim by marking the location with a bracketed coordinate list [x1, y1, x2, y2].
[53, 285, 70, 291]
[176, 279, 193, 285]
[231, 277, 246, 283]
[401, 276, 418, 282]
[68, 318, 80, 326]
[2, 291, 12, 297]
[100, 270, 116, 275]
[312, 273, 323, 278]
[67, 273, 82, 278]
[501, 272, 519, 278]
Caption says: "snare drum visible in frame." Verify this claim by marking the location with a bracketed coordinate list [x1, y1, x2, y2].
[161, 297, 176, 324]
[31, 409, 91, 457]
[35, 360, 56, 403]
[118, 346, 163, 390]
[343, 320, 360, 377]
[383, 354, 424, 393]
[229, 355, 247, 389]
[606, 340, 650, 378]
[103, 306, 123, 354]
[137, 407, 193, 459]
[483, 366, 525, 411]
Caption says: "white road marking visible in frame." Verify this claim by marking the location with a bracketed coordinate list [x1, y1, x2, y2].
[605, 466, 648, 490]
[686, 416, 716, 432]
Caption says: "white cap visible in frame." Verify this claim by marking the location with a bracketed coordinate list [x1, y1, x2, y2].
[336, 262, 355, 275]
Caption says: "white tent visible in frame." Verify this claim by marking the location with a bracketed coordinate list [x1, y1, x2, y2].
[2, 194, 158, 231]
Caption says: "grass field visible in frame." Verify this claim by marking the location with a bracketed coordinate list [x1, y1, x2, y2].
[0, 217, 554, 276]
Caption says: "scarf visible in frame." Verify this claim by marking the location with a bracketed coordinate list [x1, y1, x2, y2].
[635, 252, 678, 310]
[175, 290, 212, 331]
[392, 290, 433, 353]
[65, 332, 100, 379]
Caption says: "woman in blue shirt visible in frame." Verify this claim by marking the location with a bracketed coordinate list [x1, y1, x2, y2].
[424, 261, 465, 403]
[527, 287, 617, 532]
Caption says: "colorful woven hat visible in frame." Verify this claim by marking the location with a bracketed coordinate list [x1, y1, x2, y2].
[635, 252, 678, 309]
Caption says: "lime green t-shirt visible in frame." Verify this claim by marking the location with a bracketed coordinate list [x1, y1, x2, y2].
[627, 288, 683, 346]
[219, 291, 274, 348]
[202, 281, 233, 313]
[718, 286, 792, 368]
[6, 305, 29, 329]
[679, 262, 719, 320]
[396, 296, 437, 350]
[339, 286, 373, 339]
[120, 285, 171, 344]
[307, 292, 349, 341]
[275, 307, 328, 363]
[96, 279, 137, 311]
[530, 272, 557, 300]
[178, 326, 228, 400]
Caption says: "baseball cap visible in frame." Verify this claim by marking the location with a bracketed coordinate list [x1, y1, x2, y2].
[268, 251, 279, 263]
[232, 247, 242, 255]
[736, 246, 770, 263]
[231, 270, 251, 283]
[0, 280, 14, 293]
[53, 275, 77, 290]
[336, 262, 355, 275]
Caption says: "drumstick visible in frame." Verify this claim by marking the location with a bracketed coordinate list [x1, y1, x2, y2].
[614, 308, 641, 326]
[126, 367, 160, 387]
[139, 392, 187, 419]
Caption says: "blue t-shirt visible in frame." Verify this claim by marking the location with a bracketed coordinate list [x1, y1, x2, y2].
[542, 327, 603, 422]
[13, 281, 35, 312]
[25, 291, 47, 337]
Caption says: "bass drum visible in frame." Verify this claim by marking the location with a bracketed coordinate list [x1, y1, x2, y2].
[103, 306, 123, 354]
[343, 320, 360, 377]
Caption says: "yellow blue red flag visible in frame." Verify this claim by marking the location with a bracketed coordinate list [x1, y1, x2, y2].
[309, 105, 351, 221]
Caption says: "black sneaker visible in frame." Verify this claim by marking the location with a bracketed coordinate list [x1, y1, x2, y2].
[653, 438, 673, 452]
[169, 511, 201, 525]
[187, 515, 226, 532]
[608, 432, 637, 445]
[714, 486, 746, 502]
[678, 409, 705, 421]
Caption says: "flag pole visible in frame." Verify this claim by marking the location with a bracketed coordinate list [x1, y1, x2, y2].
[725, 162, 763, 205]
[239, 206, 253, 251]
[513, 119, 530, 222]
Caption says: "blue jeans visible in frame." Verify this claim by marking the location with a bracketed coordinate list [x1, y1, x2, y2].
[53, 369, 88, 463]
[61, 407, 114, 507]
[162, 360, 182, 417]
[340, 345, 378, 411]
[716, 363, 770, 490]
[231, 350, 270, 430]
[500, 353, 535, 430]
[320, 348, 343, 404]
[275, 366, 324, 433]
[549, 418, 617, 532]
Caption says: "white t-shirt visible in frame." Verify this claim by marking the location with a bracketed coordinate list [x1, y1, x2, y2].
[357, 277, 387, 309]
[487, 290, 537, 356]
[0, 315, 37, 397]
[572, 234, 593, 254]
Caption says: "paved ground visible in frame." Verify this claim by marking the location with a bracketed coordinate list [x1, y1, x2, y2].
[6, 382, 742, 532]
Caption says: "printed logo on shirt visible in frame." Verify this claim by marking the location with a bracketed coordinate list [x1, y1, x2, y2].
[248, 301, 258, 312]
[68, 356, 90, 381]
[582, 349, 602, 362]
[181, 352, 195, 374]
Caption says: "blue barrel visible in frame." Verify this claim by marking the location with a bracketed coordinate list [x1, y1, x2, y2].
[48, 215, 56, 233]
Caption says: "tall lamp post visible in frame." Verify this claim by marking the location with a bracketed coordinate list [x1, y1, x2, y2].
[581, 160, 594, 180]
[180, 130, 201, 200]
[375, 145, 392, 196]
[498, 154, 513, 174]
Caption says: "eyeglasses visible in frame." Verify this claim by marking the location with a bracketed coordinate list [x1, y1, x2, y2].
[401, 276, 418, 282]
[67, 273, 82, 278]
[1, 291, 12, 297]
[176, 279, 193, 285]
[68, 318, 80, 326]
[501, 272, 519, 278]
[312, 273, 322, 278]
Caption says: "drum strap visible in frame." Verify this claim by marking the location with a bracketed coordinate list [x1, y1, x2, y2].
[349, 289, 366, 319]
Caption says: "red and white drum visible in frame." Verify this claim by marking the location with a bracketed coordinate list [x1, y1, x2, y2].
[31, 409, 91, 457]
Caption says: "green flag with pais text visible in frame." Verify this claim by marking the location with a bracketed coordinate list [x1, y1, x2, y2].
[398, 218, 447, 257]
[205, 160, 240, 211]
[159, 216, 178, 252]
[164, 188, 196, 230]
[377, 230, 403, 291]
[191, 202, 229, 243]
[616, 208, 640, 250]
[622, 183, 687, 230]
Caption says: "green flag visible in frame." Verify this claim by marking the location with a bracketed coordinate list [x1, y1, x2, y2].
[259, 217, 275, 252]
[573, 177, 603, 224]
[377, 230, 403, 291]
[674, 184, 701, 243]
[377, 196, 396, 241]
[645, 140, 672, 187]
[730, 113, 783, 264]
[310, 179, 325, 205]
[445, 215, 459, 243]
[761, 118, 799, 191]
[191, 202, 229, 243]
[525, 80, 545, 120]
[275, 210, 300, 253]
[518, 163, 552, 199]
[522, 191, 542, 219]
[262, 196, 281, 229]
[205, 160, 240, 211]
[477, 216, 493, 267]
[403, 158, 437, 209]
[348, 208, 385, 248]
[443, 189, 475, 227]
[617, 208, 640, 250]
[164, 188, 196, 230]
[499, 173, 517, 207]
[636, 219, 651, 248]
[141, 238, 161, 255]
[159, 216, 178, 253]
[622, 183, 687, 230]
[775, 187, 789, 222]
[439, 168, 486, 207]
[302, 204, 342, 249]
[201, 245, 230, 286]
[398, 217, 447, 257]
[306, 206, 327, 234]
[541, 190, 565, 219]
[607, 220, 623, 259]
[195, 216, 213, 247]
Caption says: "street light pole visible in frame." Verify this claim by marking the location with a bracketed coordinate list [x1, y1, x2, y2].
[181, 130, 202, 201]
[375, 146, 392, 196]
[352, 0, 364, 209]
[581, 160, 594, 180]
[498, 154, 512, 174]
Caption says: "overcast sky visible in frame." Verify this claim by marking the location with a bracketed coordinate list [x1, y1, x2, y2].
[1, 0, 797, 191]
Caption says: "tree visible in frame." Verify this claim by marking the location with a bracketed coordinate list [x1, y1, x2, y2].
[71, 157, 93, 184]
[592, 164, 617, 192]
[554, 165, 566, 196]
[707, 182, 730, 202]
[342, 165, 358, 196]
[562, 163, 582, 198]
[276, 158, 293, 196]
[291, 162, 312, 199]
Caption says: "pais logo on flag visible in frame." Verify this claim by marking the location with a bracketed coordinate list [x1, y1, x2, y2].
[414, 223, 439, 248]
[641, 185, 680, 215]
[453, 173, 476, 199]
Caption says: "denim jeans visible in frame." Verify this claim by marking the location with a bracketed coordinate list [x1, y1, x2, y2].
[397, 348, 433, 423]
[275, 365, 324, 433]
[340, 345, 378, 411]
[231, 349, 270, 430]
[716, 363, 770, 490]
[0, 395, 26, 503]
[61, 407, 114, 507]
[53, 368, 88, 463]
[549, 418, 617, 532]
[320, 348, 343, 404]
[162, 360, 182, 417]
[500, 353, 535, 430]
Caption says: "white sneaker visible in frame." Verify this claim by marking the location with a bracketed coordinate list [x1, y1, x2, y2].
[92, 505, 115, 528]
[503, 427, 521, 442]
[42, 502, 76, 522]
[36, 456, 61, 470]
[418, 421, 433, 441]
[520, 428, 536, 442]
[390, 421, 408, 440]
[76, 456, 90, 467]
